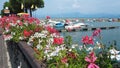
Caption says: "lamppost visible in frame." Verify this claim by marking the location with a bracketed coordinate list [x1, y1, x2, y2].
[4, 7, 10, 16]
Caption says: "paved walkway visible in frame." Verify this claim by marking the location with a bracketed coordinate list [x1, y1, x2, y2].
[0, 34, 11, 68]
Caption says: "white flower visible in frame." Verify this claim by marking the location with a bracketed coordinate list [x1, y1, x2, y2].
[61, 45, 65, 50]
[69, 49, 72, 51]
[79, 46, 83, 50]
[28, 36, 34, 42]
[71, 44, 78, 49]
[47, 38, 54, 45]
[34, 32, 47, 38]
[24, 22, 28, 26]
[38, 39, 42, 44]
[20, 26, 23, 29]
[11, 32, 16, 35]
[96, 41, 101, 49]
[19, 36, 24, 40]
[36, 44, 41, 50]
[10, 23, 17, 26]
[86, 47, 93, 51]
[109, 48, 120, 61]
[110, 55, 120, 61]
[41, 30, 48, 34]
[27, 42, 33, 46]
[109, 48, 120, 54]
[51, 33, 59, 37]
[17, 20, 20, 23]
[5, 28, 9, 32]
[50, 51, 58, 56]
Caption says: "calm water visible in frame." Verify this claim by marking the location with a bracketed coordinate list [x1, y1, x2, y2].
[61, 22, 120, 49]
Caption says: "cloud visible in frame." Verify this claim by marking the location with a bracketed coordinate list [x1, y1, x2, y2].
[72, 0, 80, 9]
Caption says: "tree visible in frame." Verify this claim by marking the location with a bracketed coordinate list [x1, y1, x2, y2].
[9, 0, 24, 14]
[24, 0, 44, 17]
[14, 0, 44, 17]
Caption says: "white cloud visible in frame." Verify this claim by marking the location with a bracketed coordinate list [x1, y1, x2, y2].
[72, 0, 80, 9]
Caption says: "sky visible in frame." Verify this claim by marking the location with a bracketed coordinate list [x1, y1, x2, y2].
[33, 0, 120, 17]
[1, 0, 120, 17]
[0, 0, 7, 13]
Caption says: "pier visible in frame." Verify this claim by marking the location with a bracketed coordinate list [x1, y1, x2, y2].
[57, 26, 120, 32]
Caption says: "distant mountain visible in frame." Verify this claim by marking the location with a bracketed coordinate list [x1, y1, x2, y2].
[33, 12, 120, 18]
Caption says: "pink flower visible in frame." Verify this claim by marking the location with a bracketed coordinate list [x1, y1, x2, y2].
[35, 18, 40, 25]
[85, 52, 97, 63]
[85, 52, 99, 68]
[88, 63, 99, 68]
[45, 26, 59, 34]
[28, 17, 34, 24]
[5, 23, 11, 29]
[46, 16, 50, 19]
[67, 28, 72, 32]
[92, 28, 101, 37]
[61, 57, 68, 64]
[65, 19, 70, 23]
[53, 37, 64, 45]
[82, 35, 94, 45]
[18, 21, 23, 26]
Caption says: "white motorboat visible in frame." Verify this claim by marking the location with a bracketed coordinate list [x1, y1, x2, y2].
[65, 22, 88, 30]
[47, 19, 65, 28]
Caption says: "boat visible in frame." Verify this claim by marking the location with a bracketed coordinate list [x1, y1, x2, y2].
[65, 22, 88, 30]
[54, 22, 64, 28]
[47, 19, 65, 28]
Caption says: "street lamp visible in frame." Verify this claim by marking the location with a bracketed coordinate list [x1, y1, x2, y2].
[4, 7, 10, 16]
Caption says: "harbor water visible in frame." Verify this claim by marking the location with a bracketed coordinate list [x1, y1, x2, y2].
[60, 22, 120, 50]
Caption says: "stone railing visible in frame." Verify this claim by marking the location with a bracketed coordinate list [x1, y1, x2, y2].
[6, 41, 46, 68]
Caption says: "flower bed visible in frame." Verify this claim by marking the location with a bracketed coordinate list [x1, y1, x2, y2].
[0, 15, 120, 68]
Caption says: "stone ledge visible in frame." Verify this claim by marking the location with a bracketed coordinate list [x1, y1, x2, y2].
[18, 41, 46, 68]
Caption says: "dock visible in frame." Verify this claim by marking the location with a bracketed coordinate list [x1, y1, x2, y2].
[57, 26, 120, 32]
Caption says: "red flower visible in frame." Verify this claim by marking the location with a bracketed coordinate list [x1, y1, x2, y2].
[53, 37, 64, 45]
[68, 52, 76, 59]
[23, 30, 31, 37]
[82, 35, 94, 45]
[29, 30, 34, 35]
[34, 27, 42, 32]
[6, 23, 11, 29]
[61, 57, 68, 64]
[88, 36, 94, 45]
